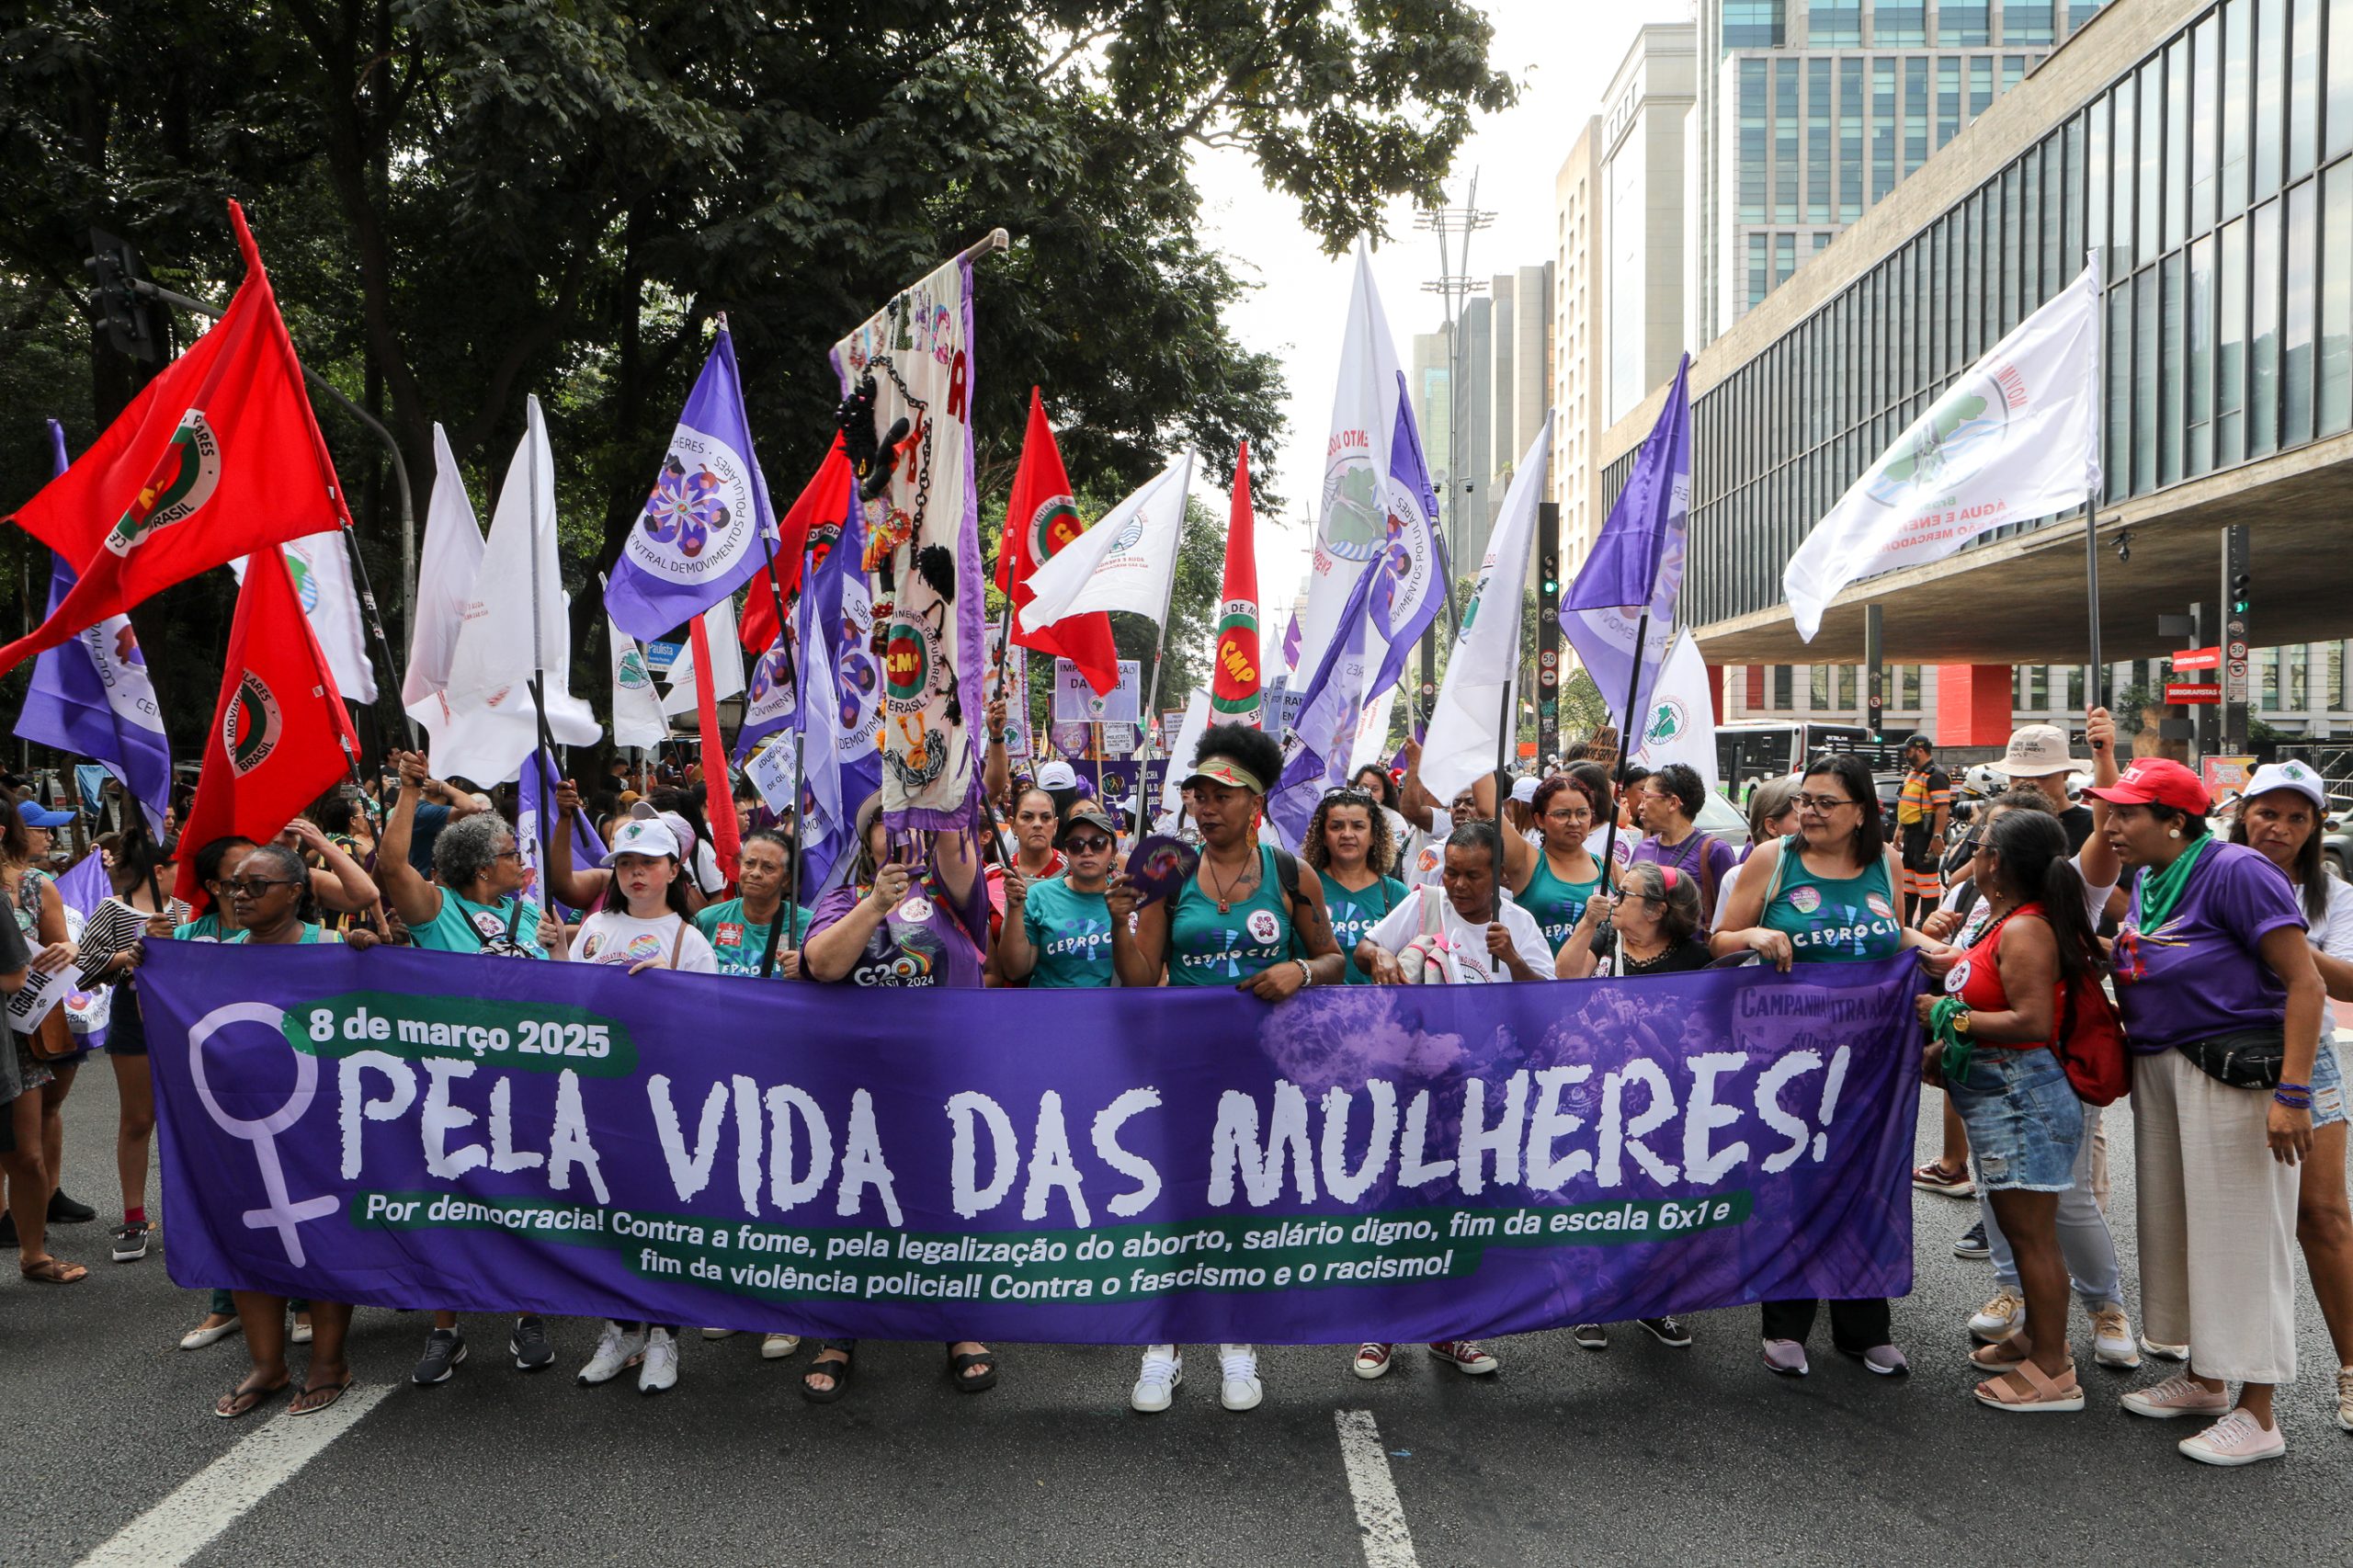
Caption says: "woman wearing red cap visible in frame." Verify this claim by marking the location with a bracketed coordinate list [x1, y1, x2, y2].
[2225, 760, 2353, 1434]
[2095, 756, 2324, 1466]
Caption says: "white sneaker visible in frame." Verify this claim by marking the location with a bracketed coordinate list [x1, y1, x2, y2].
[1131, 1346, 1182, 1413]
[2089, 1305, 2142, 1369]
[700, 1327, 736, 1340]
[577, 1322, 647, 1386]
[2336, 1367, 2353, 1433]
[760, 1334, 801, 1360]
[2140, 1334, 2191, 1362]
[638, 1327, 679, 1394]
[1219, 1345, 1262, 1411]
[1969, 1288, 2026, 1343]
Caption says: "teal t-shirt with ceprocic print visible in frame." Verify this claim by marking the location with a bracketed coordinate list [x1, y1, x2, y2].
[1169, 846, 1299, 986]
[1020, 876, 1117, 988]
[1760, 835, 1904, 964]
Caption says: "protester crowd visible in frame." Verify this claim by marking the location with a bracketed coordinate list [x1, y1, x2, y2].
[2, 711, 2347, 1468]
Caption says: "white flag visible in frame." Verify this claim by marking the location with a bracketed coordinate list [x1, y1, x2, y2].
[229, 531, 378, 702]
[661, 597, 743, 716]
[1017, 451, 1193, 631]
[1159, 687, 1213, 818]
[404, 426, 482, 718]
[608, 612, 668, 749]
[1627, 631, 1719, 792]
[1418, 422, 1552, 802]
[436, 395, 598, 784]
[1785, 259, 2102, 641]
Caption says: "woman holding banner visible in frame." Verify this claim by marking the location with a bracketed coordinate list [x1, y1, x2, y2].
[696, 829, 811, 980]
[2227, 762, 2353, 1434]
[996, 803, 1120, 988]
[1116, 723, 1345, 1413]
[1506, 775, 1608, 957]
[1302, 788, 1404, 984]
[73, 825, 188, 1267]
[214, 843, 372, 1417]
[1714, 754, 1952, 1380]
[801, 793, 992, 1403]
[2097, 757, 2323, 1466]
[2, 792, 85, 1276]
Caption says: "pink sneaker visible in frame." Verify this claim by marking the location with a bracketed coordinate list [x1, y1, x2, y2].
[1761, 1338, 1809, 1377]
[2120, 1374, 2232, 1420]
[2177, 1408, 2286, 1466]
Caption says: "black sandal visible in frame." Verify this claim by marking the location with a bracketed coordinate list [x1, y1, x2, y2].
[214, 1375, 290, 1420]
[947, 1345, 997, 1393]
[801, 1340, 855, 1404]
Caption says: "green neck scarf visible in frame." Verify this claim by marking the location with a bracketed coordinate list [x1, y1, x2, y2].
[2136, 833, 2212, 932]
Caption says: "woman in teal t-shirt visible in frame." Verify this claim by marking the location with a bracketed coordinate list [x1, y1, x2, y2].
[1304, 787, 1407, 984]
[1712, 753, 1956, 1382]
[1509, 773, 1608, 957]
[696, 831, 813, 979]
[1116, 726, 1344, 1420]
[997, 805, 1121, 988]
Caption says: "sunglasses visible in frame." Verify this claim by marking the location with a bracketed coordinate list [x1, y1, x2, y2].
[1063, 835, 1113, 855]
[223, 876, 301, 896]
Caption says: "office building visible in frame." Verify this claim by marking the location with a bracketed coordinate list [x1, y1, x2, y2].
[1600, 0, 2353, 743]
[1555, 117, 1607, 576]
[1690, 1, 2111, 348]
[1489, 263, 1556, 551]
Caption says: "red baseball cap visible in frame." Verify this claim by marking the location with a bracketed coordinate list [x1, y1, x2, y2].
[2086, 757, 2210, 815]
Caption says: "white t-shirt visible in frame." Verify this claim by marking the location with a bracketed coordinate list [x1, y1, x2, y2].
[2309, 875, 2353, 1040]
[571, 910, 720, 973]
[1361, 883, 1551, 984]
[1938, 846, 2116, 949]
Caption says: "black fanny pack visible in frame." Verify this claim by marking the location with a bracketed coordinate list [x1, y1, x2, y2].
[2173, 1028, 2286, 1090]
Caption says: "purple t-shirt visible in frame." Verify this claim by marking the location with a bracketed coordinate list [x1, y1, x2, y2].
[1630, 831, 1741, 922]
[2114, 840, 2306, 1052]
[808, 879, 983, 989]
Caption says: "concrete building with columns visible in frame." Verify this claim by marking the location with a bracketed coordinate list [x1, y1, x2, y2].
[1599, 0, 2353, 746]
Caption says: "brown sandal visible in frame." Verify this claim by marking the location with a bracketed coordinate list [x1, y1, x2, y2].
[1973, 1359, 2085, 1412]
[1971, 1334, 2031, 1371]
[19, 1256, 86, 1284]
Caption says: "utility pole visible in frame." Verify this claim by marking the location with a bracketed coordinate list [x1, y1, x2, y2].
[1414, 175, 1494, 726]
[2220, 524, 2253, 754]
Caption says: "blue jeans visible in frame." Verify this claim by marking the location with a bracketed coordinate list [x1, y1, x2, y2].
[1977, 1103, 2125, 1312]
[1948, 1046, 2082, 1192]
[2312, 1037, 2346, 1130]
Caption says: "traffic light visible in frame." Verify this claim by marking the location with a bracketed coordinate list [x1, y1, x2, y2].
[1539, 554, 1559, 598]
[2230, 570, 2252, 616]
[85, 228, 168, 364]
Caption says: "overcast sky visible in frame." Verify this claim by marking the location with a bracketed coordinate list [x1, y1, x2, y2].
[1188, 0, 1693, 610]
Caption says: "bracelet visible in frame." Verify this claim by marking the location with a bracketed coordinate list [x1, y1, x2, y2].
[2275, 1080, 2312, 1093]
[2275, 1092, 2313, 1109]
[1295, 959, 1313, 990]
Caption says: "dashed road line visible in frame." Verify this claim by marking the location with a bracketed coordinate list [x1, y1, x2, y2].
[1335, 1408, 1421, 1568]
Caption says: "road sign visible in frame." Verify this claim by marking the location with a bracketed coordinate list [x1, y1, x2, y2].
[2170, 646, 2221, 672]
[2165, 682, 2221, 705]
[2224, 640, 2247, 661]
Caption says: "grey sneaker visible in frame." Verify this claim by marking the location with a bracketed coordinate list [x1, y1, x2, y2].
[109, 1221, 151, 1263]
[509, 1315, 554, 1371]
[1843, 1343, 1909, 1377]
[1636, 1316, 1692, 1347]
[412, 1327, 467, 1385]
[1762, 1338, 1809, 1376]
[1571, 1323, 1608, 1350]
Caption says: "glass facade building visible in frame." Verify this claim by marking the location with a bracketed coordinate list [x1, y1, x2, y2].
[1614, 0, 2353, 738]
[1695, 1, 2110, 346]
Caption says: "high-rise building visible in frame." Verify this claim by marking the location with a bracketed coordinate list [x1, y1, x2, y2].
[1690, 1, 2110, 349]
[1483, 264, 1555, 557]
[1554, 119, 1606, 578]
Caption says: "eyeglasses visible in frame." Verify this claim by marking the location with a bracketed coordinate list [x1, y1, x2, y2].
[222, 877, 301, 896]
[493, 848, 525, 862]
[1063, 835, 1112, 854]
[1793, 792, 1859, 812]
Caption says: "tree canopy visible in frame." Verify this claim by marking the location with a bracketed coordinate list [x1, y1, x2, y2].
[0, 0, 1511, 744]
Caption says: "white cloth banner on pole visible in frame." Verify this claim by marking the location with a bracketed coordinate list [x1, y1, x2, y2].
[233, 531, 378, 702]
[608, 612, 669, 749]
[1017, 452, 1193, 631]
[662, 597, 743, 717]
[1626, 631, 1720, 792]
[1784, 259, 2103, 642]
[404, 425, 482, 722]
[1159, 687, 1212, 818]
[1418, 423, 1552, 802]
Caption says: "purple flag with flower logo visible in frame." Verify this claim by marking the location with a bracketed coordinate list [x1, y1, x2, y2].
[1562, 355, 1690, 731]
[606, 328, 779, 642]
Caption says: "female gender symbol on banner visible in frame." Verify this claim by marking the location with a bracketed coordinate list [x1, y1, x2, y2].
[187, 1001, 337, 1267]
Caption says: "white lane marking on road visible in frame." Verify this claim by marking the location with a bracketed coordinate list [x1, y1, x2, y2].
[1335, 1408, 1421, 1568]
[75, 1382, 392, 1568]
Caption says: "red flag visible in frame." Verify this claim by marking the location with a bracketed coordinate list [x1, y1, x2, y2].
[740, 437, 852, 653]
[174, 549, 358, 911]
[689, 615, 742, 883]
[1211, 440, 1263, 723]
[999, 389, 1119, 696]
[2, 201, 351, 679]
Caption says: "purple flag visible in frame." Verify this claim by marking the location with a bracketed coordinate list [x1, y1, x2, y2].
[1279, 610, 1302, 672]
[14, 422, 173, 835]
[1266, 558, 1381, 848]
[1562, 356, 1691, 731]
[517, 746, 604, 919]
[605, 328, 779, 641]
[1363, 373, 1448, 701]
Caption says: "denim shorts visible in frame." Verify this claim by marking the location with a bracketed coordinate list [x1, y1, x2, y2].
[1947, 1046, 2085, 1192]
[2313, 1038, 2346, 1131]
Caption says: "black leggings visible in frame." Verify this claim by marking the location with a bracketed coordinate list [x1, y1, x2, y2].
[1760, 1297, 1891, 1350]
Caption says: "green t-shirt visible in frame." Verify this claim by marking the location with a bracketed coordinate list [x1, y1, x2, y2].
[1019, 876, 1117, 988]
[1519, 853, 1603, 954]
[1169, 846, 1300, 986]
[696, 898, 813, 978]
[1324, 874, 1409, 985]
[226, 923, 342, 946]
[174, 912, 232, 943]
[409, 888, 546, 959]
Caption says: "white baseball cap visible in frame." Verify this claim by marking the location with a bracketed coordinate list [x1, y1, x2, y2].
[1035, 760, 1078, 790]
[1985, 723, 2088, 778]
[1509, 776, 1540, 804]
[602, 814, 681, 865]
[629, 799, 698, 857]
[2241, 760, 2330, 813]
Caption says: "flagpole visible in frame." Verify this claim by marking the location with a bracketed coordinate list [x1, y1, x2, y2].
[525, 400, 554, 917]
[335, 521, 417, 749]
[1594, 608, 1651, 893]
[1137, 453, 1190, 796]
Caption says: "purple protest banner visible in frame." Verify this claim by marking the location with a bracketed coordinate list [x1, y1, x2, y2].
[139, 942, 1920, 1343]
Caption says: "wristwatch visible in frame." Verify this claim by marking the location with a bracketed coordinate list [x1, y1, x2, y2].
[1950, 1009, 1972, 1036]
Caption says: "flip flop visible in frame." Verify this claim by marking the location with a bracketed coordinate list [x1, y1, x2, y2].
[288, 1375, 354, 1416]
[19, 1256, 86, 1284]
[214, 1378, 290, 1420]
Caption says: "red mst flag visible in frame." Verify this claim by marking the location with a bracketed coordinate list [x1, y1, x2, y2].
[1, 200, 353, 679]
[689, 614, 742, 883]
[174, 549, 359, 912]
[998, 389, 1118, 696]
[740, 437, 853, 653]
[1210, 440, 1262, 723]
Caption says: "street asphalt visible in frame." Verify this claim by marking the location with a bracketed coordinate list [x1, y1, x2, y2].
[4, 1062, 2347, 1568]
